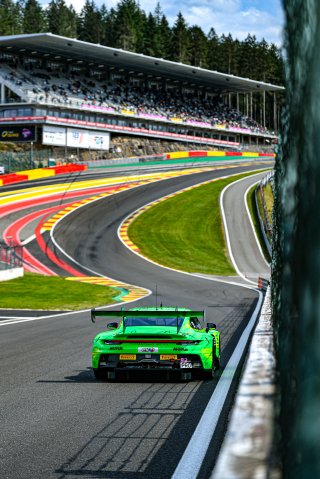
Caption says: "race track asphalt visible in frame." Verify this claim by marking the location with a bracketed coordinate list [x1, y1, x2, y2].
[0, 162, 271, 479]
[221, 171, 270, 281]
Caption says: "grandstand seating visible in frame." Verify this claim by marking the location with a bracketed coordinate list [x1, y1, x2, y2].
[0, 61, 272, 136]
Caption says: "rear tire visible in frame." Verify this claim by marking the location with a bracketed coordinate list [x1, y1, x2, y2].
[214, 356, 221, 370]
[201, 368, 214, 380]
[202, 346, 216, 379]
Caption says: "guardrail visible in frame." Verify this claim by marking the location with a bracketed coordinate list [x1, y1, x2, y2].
[0, 241, 23, 270]
[85, 151, 275, 169]
[211, 287, 278, 478]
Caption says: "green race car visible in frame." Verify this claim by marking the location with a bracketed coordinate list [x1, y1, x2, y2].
[91, 306, 221, 380]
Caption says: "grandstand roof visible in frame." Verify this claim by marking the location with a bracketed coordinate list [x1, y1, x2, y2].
[0, 33, 284, 94]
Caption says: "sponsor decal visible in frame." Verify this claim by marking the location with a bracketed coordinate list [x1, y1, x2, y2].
[138, 347, 158, 353]
[109, 347, 123, 350]
[160, 355, 177, 360]
[120, 354, 136, 360]
[173, 348, 188, 351]
[22, 128, 33, 139]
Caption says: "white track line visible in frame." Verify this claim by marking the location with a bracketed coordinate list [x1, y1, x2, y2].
[118, 169, 268, 288]
[0, 168, 268, 479]
[115, 169, 267, 478]
[49, 189, 152, 301]
[172, 290, 263, 479]
[220, 171, 270, 285]
[0, 295, 151, 326]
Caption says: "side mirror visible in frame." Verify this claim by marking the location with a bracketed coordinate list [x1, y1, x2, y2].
[107, 322, 118, 329]
[206, 322, 216, 332]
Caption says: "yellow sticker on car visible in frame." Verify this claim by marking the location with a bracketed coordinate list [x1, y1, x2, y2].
[160, 355, 177, 360]
[120, 354, 136, 360]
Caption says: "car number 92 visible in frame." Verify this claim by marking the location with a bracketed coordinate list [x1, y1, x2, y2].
[180, 358, 192, 368]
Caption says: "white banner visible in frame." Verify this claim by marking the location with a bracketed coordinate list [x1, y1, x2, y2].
[67, 128, 110, 150]
[43, 126, 110, 150]
[42, 125, 66, 146]
[88, 130, 110, 150]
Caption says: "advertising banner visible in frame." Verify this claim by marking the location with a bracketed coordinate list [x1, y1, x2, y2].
[67, 128, 110, 150]
[0, 126, 36, 142]
[43, 126, 110, 150]
[88, 130, 110, 150]
[42, 125, 66, 146]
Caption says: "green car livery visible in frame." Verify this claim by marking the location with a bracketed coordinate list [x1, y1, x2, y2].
[91, 306, 221, 380]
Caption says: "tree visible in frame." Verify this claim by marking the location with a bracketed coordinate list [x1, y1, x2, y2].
[144, 12, 157, 57]
[0, 0, 22, 35]
[113, 0, 141, 51]
[238, 33, 259, 79]
[157, 11, 172, 59]
[219, 33, 239, 74]
[22, 0, 46, 33]
[98, 3, 109, 45]
[78, 0, 103, 44]
[170, 12, 190, 63]
[188, 25, 208, 67]
[206, 28, 221, 71]
[46, 0, 77, 37]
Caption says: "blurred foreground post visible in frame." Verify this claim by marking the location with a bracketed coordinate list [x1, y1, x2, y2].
[272, 0, 320, 477]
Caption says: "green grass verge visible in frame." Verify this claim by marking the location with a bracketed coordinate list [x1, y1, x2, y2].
[0, 273, 119, 310]
[264, 182, 274, 226]
[128, 170, 264, 276]
[247, 184, 272, 263]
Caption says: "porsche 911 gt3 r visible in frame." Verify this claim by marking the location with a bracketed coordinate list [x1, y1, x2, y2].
[91, 306, 220, 380]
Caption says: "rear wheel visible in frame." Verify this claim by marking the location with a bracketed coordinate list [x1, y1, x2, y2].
[214, 356, 221, 370]
[201, 368, 214, 380]
[202, 345, 217, 379]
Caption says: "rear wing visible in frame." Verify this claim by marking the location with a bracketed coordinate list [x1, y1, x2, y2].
[91, 309, 204, 324]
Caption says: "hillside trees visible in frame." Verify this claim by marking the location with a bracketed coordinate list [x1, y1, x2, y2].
[0, 0, 22, 35]
[46, 0, 77, 37]
[78, 0, 103, 44]
[169, 12, 190, 63]
[22, 0, 46, 33]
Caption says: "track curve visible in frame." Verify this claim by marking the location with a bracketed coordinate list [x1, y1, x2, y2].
[0, 162, 271, 479]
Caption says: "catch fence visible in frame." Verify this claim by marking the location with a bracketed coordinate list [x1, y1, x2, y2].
[0, 241, 23, 270]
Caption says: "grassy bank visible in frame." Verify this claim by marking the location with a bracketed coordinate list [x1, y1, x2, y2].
[0, 273, 119, 310]
[247, 184, 272, 263]
[128, 171, 264, 276]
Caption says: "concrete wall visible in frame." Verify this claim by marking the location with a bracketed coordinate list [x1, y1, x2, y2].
[0, 267, 24, 282]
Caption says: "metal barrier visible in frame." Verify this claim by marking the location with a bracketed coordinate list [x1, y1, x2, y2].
[0, 241, 23, 270]
[0, 149, 51, 173]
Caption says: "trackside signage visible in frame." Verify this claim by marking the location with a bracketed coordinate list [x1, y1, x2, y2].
[0, 126, 36, 142]
[42, 125, 110, 150]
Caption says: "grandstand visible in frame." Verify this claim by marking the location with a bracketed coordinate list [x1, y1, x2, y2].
[0, 33, 284, 162]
